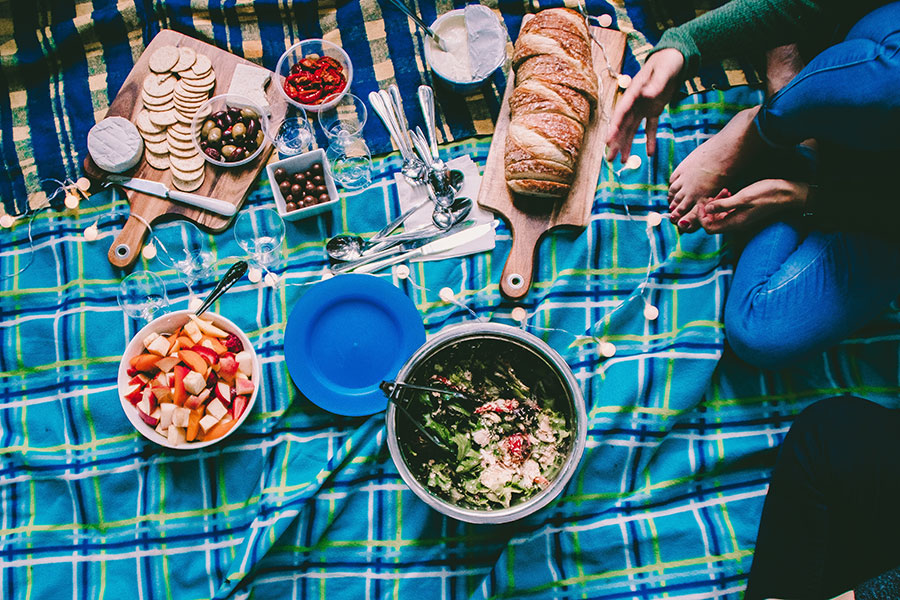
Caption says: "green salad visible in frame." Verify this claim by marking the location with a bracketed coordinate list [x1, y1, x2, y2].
[398, 338, 572, 510]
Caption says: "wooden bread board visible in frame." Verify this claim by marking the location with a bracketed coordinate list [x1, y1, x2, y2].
[477, 21, 626, 299]
[83, 29, 287, 269]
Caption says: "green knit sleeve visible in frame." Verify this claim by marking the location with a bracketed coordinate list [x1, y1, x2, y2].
[649, 0, 828, 79]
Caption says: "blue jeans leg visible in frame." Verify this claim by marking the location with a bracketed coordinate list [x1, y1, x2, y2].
[724, 221, 900, 369]
[754, 1, 900, 150]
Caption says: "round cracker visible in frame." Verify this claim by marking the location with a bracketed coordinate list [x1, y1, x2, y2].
[169, 145, 201, 159]
[145, 151, 170, 170]
[142, 91, 174, 105]
[180, 72, 216, 87]
[145, 140, 170, 154]
[136, 110, 165, 134]
[144, 100, 175, 112]
[190, 54, 212, 77]
[173, 112, 196, 125]
[140, 131, 169, 143]
[171, 164, 205, 181]
[172, 173, 205, 192]
[166, 136, 196, 151]
[148, 109, 178, 127]
[143, 74, 176, 96]
[171, 154, 205, 171]
[149, 45, 180, 73]
[167, 127, 194, 141]
[174, 91, 209, 103]
[172, 47, 197, 73]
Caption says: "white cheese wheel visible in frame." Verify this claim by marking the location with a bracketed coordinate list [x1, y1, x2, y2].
[87, 117, 144, 173]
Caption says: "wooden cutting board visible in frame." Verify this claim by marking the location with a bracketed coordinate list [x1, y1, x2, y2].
[83, 29, 288, 269]
[477, 22, 626, 299]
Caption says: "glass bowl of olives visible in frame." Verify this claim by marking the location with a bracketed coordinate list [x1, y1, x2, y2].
[192, 94, 270, 168]
[266, 148, 340, 221]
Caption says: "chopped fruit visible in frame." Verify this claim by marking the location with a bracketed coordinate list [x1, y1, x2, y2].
[186, 410, 202, 441]
[184, 320, 203, 344]
[124, 317, 256, 446]
[232, 395, 247, 420]
[206, 398, 228, 421]
[235, 351, 253, 376]
[218, 352, 238, 381]
[191, 345, 219, 365]
[130, 353, 161, 373]
[178, 349, 207, 375]
[146, 335, 171, 356]
[223, 334, 243, 353]
[189, 314, 228, 338]
[173, 365, 190, 406]
[159, 403, 176, 429]
[156, 356, 180, 373]
[182, 370, 206, 396]
[167, 426, 186, 446]
[216, 381, 232, 406]
[235, 377, 254, 397]
[172, 406, 191, 428]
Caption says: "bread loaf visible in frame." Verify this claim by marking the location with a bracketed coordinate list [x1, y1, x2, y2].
[505, 8, 597, 199]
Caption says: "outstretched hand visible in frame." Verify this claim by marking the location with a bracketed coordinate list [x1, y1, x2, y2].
[698, 179, 809, 233]
[606, 48, 684, 162]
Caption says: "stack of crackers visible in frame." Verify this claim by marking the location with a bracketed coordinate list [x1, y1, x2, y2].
[135, 45, 217, 192]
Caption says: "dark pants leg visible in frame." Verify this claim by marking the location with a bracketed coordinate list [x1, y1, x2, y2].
[745, 396, 900, 599]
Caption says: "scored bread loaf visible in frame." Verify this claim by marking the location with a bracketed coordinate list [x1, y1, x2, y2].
[505, 8, 597, 199]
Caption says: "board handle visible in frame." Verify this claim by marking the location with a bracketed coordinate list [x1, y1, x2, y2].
[500, 225, 544, 299]
[108, 215, 150, 268]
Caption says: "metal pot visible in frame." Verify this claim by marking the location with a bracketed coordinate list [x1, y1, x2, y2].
[385, 322, 587, 524]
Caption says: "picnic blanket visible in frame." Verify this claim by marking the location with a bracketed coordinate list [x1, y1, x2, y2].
[4, 2, 900, 600]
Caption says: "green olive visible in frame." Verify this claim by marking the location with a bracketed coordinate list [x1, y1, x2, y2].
[200, 120, 216, 137]
[221, 144, 238, 160]
[240, 108, 259, 121]
[231, 122, 247, 141]
[207, 127, 222, 144]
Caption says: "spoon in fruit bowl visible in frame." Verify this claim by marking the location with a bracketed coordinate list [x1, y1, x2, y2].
[194, 261, 249, 317]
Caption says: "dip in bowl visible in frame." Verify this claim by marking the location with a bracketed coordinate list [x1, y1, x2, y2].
[386, 323, 586, 523]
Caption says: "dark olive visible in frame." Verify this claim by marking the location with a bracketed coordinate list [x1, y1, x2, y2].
[312, 174, 324, 184]
[302, 195, 316, 205]
[286, 202, 298, 212]
[232, 147, 246, 161]
[246, 119, 258, 138]
[204, 147, 221, 160]
[315, 184, 327, 194]
[207, 127, 223, 143]
[228, 107, 242, 118]
[221, 144, 238, 160]
[201, 120, 216, 137]
[211, 110, 227, 120]
[274, 167, 287, 182]
[200, 140, 209, 150]
[215, 118, 226, 129]
[222, 113, 234, 128]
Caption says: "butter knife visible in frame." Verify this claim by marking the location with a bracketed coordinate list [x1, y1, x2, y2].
[354, 221, 496, 273]
[107, 175, 237, 217]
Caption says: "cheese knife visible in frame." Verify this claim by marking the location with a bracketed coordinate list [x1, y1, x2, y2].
[106, 175, 237, 217]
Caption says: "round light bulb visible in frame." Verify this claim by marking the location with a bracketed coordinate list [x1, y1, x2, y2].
[625, 154, 642, 170]
[75, 177, 91, 192]
[439, 287, 455, 302]
[617, 74, 632, 89]
[600, 341, 617, 357]
[598, 14, 613, 27]
[141, 242, 157, 259]
[647, 211, 662, 227]
[64, 193, 79, 209]
[394, 264, 410, 279]
[264, 272, 279, 287]
[83, 225, 99, 242]
[248, 267, 263, 283]
[511, 307, 527, 322]
[643, 303, 659, 321]
[0, 214, 14, 228]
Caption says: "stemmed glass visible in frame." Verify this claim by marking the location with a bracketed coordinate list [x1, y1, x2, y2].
[319, 94, 373, 190]
[118, 271, 169, 323]
[234, 207, 285, 283]
[271, 107, 315, 157]
[152, 221, 214, 299]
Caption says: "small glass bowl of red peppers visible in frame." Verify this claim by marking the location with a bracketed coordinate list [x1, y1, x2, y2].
[276, 39, 354, 112]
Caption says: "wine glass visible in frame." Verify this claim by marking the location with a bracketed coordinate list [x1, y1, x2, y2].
[153, 221, 214, 298]
[325, 133, 373, 190]
[318, 93, 368, 140]
[234, 207, 285, 271]
[118, 271, 169, 323]
[271, 109, 314, 157]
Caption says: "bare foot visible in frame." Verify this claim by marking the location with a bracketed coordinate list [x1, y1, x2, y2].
[668, 106, 764, 230]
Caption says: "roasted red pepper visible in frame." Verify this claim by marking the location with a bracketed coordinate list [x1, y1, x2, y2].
[283, 54, 348, 105]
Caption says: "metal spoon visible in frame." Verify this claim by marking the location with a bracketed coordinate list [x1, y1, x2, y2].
[194, 261, 248, 316]
[383, 0, 449, 52]
[432, 196, 472, 230]
[325, 225, 449, 262]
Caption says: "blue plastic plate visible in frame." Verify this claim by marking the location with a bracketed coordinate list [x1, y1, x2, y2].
[283, 274, 426, 416]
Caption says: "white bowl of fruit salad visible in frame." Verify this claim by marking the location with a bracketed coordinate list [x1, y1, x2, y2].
[117, 310, 260, 449]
